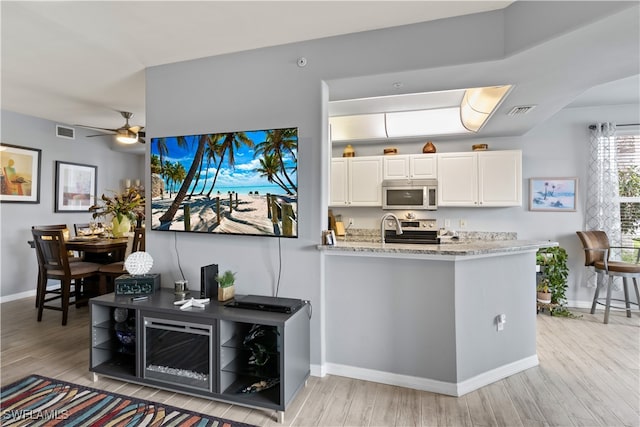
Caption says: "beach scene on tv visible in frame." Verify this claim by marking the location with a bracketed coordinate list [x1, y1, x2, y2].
[150, 127, 297, 237]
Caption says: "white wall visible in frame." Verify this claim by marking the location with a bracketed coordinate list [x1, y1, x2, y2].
[0, 110, 144, 298]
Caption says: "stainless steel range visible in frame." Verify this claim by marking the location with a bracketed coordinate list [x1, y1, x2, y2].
[383, 218, 440, 244]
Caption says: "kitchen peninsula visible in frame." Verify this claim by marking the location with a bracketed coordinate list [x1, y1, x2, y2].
[319, 235, 555, 397]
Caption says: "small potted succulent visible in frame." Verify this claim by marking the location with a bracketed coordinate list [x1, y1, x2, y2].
[216, 270, 236, 302]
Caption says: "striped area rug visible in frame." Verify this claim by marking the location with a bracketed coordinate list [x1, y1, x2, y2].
[1, 375, 257, 426]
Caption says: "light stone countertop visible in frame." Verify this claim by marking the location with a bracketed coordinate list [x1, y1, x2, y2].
[318, 239, 557, 260]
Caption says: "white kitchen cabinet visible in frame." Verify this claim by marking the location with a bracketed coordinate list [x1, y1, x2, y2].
[330, 157, 383, 206]
[382, 154, 437, 179]
[437, 150, 521, 207]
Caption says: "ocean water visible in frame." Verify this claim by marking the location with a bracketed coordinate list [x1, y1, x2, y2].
[171, 184, 294, 197]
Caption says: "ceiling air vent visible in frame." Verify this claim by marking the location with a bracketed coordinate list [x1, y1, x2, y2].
[507, 105, 536, 116]
[56, 124, 75, 139]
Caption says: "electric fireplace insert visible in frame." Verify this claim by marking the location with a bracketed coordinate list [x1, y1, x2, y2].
[143, 316, 213, 392]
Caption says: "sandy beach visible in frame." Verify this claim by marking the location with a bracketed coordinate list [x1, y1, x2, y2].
[151, 193, 297, 237]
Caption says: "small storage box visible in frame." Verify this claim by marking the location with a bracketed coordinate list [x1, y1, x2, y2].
[115, 274, 161, 295]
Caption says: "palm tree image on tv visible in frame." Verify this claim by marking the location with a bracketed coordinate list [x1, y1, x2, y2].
[150, 127, 297, 237]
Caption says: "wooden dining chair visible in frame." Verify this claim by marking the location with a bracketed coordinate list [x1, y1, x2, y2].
[98, 227, 146, 294]
[31, 229, 103, 325]
[576, 231, 640, 324]
[31, 224, 81, 308]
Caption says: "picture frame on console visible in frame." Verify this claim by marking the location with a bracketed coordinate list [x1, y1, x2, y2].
[0, 143, 41, 203]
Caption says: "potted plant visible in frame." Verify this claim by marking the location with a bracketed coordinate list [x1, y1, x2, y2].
[89, 187, 145, 237]
[536, 278, 552, 303]
[536, 246, 578, 316]
[216, 270, 236, 302]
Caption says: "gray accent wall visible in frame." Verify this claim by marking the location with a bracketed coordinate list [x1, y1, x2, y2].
[0, 110, 144, 297]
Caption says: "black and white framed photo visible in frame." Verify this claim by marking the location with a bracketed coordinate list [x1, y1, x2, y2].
[55, 161, 97, 212]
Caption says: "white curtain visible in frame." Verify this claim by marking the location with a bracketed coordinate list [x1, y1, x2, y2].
[584, 122, 622, 288]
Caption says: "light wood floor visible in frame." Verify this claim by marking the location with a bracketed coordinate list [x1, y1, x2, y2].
[1, 298, 638, 427]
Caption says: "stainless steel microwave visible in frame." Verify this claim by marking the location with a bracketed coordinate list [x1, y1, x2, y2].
[382, 179, 438, 210]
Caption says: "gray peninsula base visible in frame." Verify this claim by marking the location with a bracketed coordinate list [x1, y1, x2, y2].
[322, 240, 553, 396]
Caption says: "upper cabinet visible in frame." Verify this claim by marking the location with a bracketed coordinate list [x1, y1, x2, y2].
[437, 150, 522, 207]
[330, 157, 383, 207]
[382, 154, 437, 180]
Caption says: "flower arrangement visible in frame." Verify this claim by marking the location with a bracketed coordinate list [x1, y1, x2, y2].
[89, 187, 145, 223]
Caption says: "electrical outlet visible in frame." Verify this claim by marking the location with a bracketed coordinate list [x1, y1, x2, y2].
[496, 314, 506, 331]
[460, 219, 467, 228]
[444, 219, 451, 228]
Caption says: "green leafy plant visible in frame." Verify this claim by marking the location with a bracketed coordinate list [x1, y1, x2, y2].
[537, 247, 569, 304]
[89, 187, 145, 223]
[536, 247, 580, 317]
[216, 270, 236, 288]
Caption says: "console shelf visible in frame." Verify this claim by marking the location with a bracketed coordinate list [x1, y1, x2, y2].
[89, 290, 310, 422]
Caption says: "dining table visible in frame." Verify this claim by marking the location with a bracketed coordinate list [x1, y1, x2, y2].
[64, 236, 130, 264]
[31, 234, 129, 267]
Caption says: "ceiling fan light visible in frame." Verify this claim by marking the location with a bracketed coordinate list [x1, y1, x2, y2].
[116, 129, 138, 144]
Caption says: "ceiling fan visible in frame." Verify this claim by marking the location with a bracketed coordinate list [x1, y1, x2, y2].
[77, 111, 145, 144]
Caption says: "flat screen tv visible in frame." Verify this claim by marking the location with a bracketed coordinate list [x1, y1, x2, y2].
[150, 127, 297, 238]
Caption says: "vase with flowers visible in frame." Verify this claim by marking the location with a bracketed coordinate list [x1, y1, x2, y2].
[89, 187, 145, 237]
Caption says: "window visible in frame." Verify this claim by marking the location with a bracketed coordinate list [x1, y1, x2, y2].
[616, 130, 640, 257]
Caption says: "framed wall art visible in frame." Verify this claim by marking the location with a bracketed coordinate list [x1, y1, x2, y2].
[529, 177, 577, 212]
[55, 161, 97, 212]
[0, 143, 42, 203]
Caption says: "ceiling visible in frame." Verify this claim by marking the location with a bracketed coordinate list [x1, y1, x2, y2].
[1, 1, 638, 153]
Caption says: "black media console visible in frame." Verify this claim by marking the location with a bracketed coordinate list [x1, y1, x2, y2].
[89, 290, 310, 423]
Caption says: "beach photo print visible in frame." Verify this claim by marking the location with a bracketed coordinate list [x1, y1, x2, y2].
[529, 177, 577, 212]
[150, 127, 297, 237]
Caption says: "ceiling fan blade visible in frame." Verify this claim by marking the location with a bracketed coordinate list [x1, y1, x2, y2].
[138, 137, 146, 144]
[129, 125, 141, 133]
[86, 133, 110, 138]
[75, 124, 118, 134]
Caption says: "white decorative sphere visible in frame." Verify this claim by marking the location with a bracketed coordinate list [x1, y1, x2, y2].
[124, 251, 154, 275]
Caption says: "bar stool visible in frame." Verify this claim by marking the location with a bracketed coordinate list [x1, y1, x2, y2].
[576, 231, 640, 324]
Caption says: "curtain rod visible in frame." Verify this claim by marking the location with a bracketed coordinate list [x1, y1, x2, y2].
[588, 123, 640, 130]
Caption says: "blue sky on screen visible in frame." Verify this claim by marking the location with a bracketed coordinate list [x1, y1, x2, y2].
[151, 130, 297, 191]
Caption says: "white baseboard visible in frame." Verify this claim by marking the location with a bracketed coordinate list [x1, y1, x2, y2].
[455, 355, 539, 396]
[310, 364, 325, 377]
[325, 362, 458, 395]
[567, 299, 638, 311]
[321, 355, 539, 397]
[0, 289, 37, 304]
[566, 299, 594, 309]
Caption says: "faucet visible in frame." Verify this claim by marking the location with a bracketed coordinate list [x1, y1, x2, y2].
[380, 213, 403, 246]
